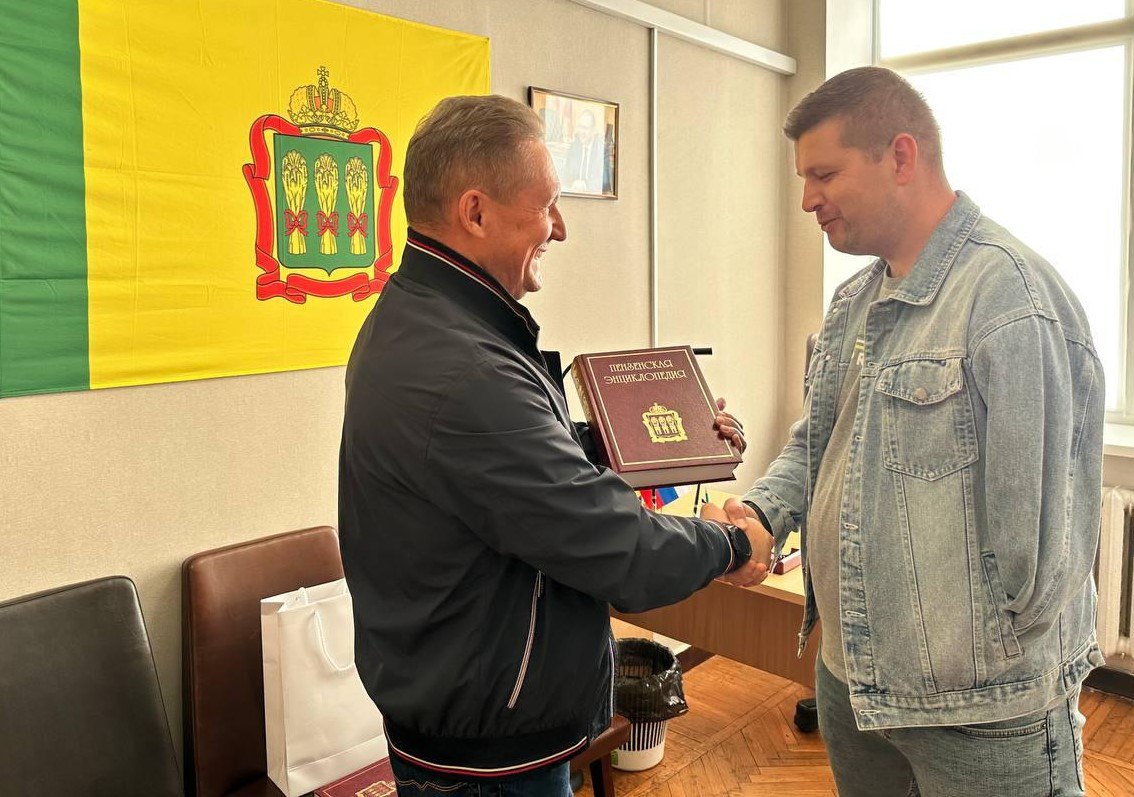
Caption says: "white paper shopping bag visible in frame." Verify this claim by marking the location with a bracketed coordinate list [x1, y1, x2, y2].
[261, 579, 387, 796]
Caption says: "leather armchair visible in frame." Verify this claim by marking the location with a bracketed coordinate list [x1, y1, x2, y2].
[0, 576, 181, 795]
[182, 526, 343, 797]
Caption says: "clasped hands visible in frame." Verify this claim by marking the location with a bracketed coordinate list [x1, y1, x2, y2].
[700, 498, 776, 588]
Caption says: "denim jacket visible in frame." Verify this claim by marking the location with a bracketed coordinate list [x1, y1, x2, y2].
[745, 193, 1105, 730]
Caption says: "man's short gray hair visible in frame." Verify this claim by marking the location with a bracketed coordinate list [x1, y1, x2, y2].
[404, 94, 545, 227]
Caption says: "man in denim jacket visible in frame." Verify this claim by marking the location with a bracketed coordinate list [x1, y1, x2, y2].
[730, 67, 1105, 795]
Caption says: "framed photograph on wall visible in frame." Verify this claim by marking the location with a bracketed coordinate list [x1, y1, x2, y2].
[528, 87, 618, 199]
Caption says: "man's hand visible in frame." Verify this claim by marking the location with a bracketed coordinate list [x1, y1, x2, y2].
[714, 397, 747, 454]
[700, 498, 775, 587]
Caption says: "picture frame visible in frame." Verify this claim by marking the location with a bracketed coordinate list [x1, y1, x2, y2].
[528, 86, 618, 199]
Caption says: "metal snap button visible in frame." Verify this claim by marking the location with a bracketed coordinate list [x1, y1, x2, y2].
[913, 387, 928, 402]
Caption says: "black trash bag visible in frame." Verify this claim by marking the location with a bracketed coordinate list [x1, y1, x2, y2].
[613, 638, 689, 723]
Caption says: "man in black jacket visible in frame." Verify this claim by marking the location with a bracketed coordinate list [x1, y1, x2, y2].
[339, 94, 773, 797]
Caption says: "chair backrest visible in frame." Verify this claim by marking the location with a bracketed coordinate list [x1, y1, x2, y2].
[0, 576, 182, 795]
[182, 526, 343, 797]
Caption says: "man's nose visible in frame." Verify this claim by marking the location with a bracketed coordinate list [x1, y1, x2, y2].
[801, 183, 822, 214]
[550, 205, 567, 242]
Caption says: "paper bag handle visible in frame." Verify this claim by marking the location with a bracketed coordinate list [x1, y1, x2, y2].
[311, 608, 354, 673]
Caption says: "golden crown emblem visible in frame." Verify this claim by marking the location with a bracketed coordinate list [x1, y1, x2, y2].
[642, 403, 687, 444]
[287, 66, 359, 139]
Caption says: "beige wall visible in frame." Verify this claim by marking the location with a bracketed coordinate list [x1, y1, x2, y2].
[655, 31, 785, 484]
[0, 0, 805, 764]
[779, 0, 827, 431]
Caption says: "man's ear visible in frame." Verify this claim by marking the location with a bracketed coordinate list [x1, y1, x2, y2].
[891, 133, 918, 185]
[456, 189, 490, 238]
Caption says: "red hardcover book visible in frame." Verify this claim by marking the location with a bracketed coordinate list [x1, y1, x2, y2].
[571, 346, 741, 489]
[314, 758, 396, 797]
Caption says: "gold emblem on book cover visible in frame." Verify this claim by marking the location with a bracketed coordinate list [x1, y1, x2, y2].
[356, 780, 395, 796]
[642, 403, 687, 443]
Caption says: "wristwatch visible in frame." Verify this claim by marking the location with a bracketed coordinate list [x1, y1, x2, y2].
[723, 523, 752, 572]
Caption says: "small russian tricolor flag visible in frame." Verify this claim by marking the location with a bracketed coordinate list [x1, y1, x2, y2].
[639, 485, 693, 509]
[654, 486, 681, 505]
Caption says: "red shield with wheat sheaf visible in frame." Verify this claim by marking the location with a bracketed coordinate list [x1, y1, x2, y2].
[243, 67, 399, 303]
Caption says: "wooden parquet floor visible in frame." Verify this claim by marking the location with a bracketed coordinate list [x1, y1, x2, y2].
[577, 656, 1134, 796]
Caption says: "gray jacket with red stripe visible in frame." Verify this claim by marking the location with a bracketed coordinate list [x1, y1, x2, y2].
[338, 229, 735, 777]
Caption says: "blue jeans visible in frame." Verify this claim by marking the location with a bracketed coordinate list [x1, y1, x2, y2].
[815, 657, 1086, 796]
[389, 753, 572, 797]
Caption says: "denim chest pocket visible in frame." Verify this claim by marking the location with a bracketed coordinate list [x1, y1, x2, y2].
[876, 358, 978, 480]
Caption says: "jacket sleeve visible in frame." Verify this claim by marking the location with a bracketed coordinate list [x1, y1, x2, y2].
[743, 401, 811, 548]
[970, 313, 1104, 636]
[423, 352, 734, 613]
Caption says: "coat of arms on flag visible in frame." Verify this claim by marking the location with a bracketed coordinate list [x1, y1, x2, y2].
[244, 67, 399, 304]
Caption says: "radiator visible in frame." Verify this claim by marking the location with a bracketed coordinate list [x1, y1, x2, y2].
[1097, 487, 1134, 659]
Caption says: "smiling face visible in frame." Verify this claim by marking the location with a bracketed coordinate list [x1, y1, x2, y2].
[794, 116, 902, 259]
[480, 139, 567, 300]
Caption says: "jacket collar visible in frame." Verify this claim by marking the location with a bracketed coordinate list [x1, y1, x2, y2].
[396, 228, 542, 358]
[839, 191, 982, 305]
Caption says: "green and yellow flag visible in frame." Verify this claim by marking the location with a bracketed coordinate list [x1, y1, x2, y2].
[0, 0, 489, 398]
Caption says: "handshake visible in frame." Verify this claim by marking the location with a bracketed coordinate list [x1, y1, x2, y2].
[700, 498, 777, 588]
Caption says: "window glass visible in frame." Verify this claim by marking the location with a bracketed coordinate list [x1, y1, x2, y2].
[878, 0, 1125, 58]
[909, 46, 1126, 408]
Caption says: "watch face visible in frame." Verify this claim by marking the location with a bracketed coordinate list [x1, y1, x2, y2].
[729, 525, 752, 559]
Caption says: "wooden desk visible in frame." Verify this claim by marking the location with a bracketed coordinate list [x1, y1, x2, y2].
[614, 490, 819, 688]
